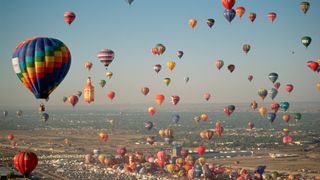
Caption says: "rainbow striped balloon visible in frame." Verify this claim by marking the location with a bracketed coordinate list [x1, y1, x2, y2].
[97, 49, 115, 69]
[12, 37, 71, 99]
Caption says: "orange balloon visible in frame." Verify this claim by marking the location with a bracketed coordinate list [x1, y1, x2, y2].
[148, 106, 156, 116]
[200, 113, 208, 121]
[188, 18, 197, 29]
[155, 94, 165, 105]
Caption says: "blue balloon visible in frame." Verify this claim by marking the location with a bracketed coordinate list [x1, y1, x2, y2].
[224, 9, 236, 23]
[280, 102, 290, 111]
[255, 165, 266, 175]
[171, 114, 180, 123]
[268, 88, 278, 100]
[125, 0, 134, 5]
[267, 112, 276, 123]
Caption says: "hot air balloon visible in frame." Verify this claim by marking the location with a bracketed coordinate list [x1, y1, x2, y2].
[258, 107, 267, 117]
[7, 133, 14, 141]
[172, 114, 180, 123]
[159, 129, 165, 137]
[300, 2, 310, 14]
[12, 37, 71, 100]
[201, 113, 208, 122]
[41, 113, 49, 123]
[68, 95, 78, 108]
[145, 121, 154, 130]
[151, 47, 159, 56]
[307, 61, 319, 72]
[194, 116, 200, 124]
[16, 110, 23, 118]
[282, 114, 290, 123]
[248, 12, 256, 22]
[268, 73, 278, 83]
[84, 77, 94, 103]
[64, 11, 76, 25]
[280, 102, 290, 111]
[13, 151, 38, 177]
[62, 96, 67, 103]
[99, 80, 106, 88]
[155, 94, 165, 105]
[215, 120, 223, 137]
[163, 78, 171, 86]
[283, 135, 292, 144]
[267, 112, 276, 123]
[235, 6, 246, 18]
[106, 71, 113, 79]
[215, 60, 224, 70]
[148, 106, 156, 116]
[38, 103, 45, 113]
[248, 121, 254, 129]
[85, 62, 93, 71]
[156, 44, 166, 55]
[3, 110, 8, 118]
[227, 64, 235, 73]
[201, 130, 214, 140]
[224, 9, 236, 23]
[268, 88, 278, 100]
[99, 132, 108, 142]
[107, 91, 115, 101]
[117, 147, 127, 157]
[248, 75, 253, 82]
[203, 93, 211, 101]
[171, 96, 180, 106]
[242, 44, 251, 54]
[258, 89, 268, 100]
[197, 146, 206, 156]
[267, 12, 277, 23]
[167, 61, 176, 71]
[147, 136, 155, 145]
[84, 154, 93, 164]
[184, 77, 190, 83]
[270, 103, 280, 112]
[97, 49, 115, 69]
[285, 84, 294, 94]
[224, 105, 234, 116]
[301, 36, 311, 48]
[76, 91, 82, 97]
[176, 51, 184, 59]
[221, 0, 235, 10]
[189, 19, 197, 29]
[125, 0, 134, 6]
[205, 19, 214, 29]
[164, 128, 173, 136]
[316, 82, 320, 90]
[274, 82, 281, 90]
[153, 64, 162, 74]
[250, 100, 258, 110]
[294, 113, 302, 121]
[141, 87, 149, 96]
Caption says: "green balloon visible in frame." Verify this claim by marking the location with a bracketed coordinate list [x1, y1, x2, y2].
[294, 113, 302, 121]
[99, 80, 106, 88]
[301, 36, 311, 48]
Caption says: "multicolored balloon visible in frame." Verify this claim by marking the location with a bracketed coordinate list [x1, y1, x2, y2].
[274, 82, 281, 90]
[171, 95, 180, 106]
[300, 1, 310, 14]
[12, 37, 71, 99]
[68, 95, 79, 108]
[258, 89, 268, 100]
[85, 62, 93, 71]
[203, 93, 211, 101]
[270, 103, 280, 112]
[176, 51, 184, 59]
[250, 100, 258, 110]
[215, 60, 224, 70]
[235, 6, 246, 18]
[224, 9, 236, 23]
[97, 49, 115, 69]
[268, 88, 278, 100]
[206, 19, 215, 28]
[267, 12, 277, 23]
[148, 106, 156, 116]
[242, 44, 251, 54]
[153, 64, 162, 74]
[163, 78, 171, 86]
[141, 87, 149, 96]
[106, 71, 113, 79]
[268, 73, 278, 83]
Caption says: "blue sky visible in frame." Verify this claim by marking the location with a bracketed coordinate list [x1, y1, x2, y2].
[0, 0, 319, 108]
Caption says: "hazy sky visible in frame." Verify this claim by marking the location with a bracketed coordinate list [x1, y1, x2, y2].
[0, 0, 319, 108]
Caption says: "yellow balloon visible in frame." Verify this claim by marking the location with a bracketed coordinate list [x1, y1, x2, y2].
[166, 164, 175, 174]
[167, 61, 176, 71]
[98, 154, 106, 164]
[188, 18, 197, 29]
[197, 157, 206, 166]
[316, 82, 320, 90]
[258, 107, 267, 117]
[106, 71, 113, 79]
[163, 78, 171, 86]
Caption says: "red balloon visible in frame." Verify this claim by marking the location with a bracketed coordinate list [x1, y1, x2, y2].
[285, 84, 294, 94]
[151, 47, 159, 56]
[64, 11, 76, 25]
[248, 75, 253, 82]
[224, 107, 233, 116]
[247, 121, 254, 129]
[274, 82, 281, 90]
[283, 135, 292, 144]
[68, 95, 79, 108]
[13, 152, 38, 177]
[267, 12, 277, 23]
[203, 93, 211, 101]
[270, 103, 280, 112]
[307, 61, 319, 72]
[157, 151, 167, 161]
[227, 64, 235, 73]
[117, 147, 127, 156]
[7, 133, 14, 141]
[197, 146, 206, 156]
[141, 87, 149, 96]
[107, 91, 116, 101]
[248, 12, 256, 22]
[171, 95, 180, 105]
[221, 0, 235, 10]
